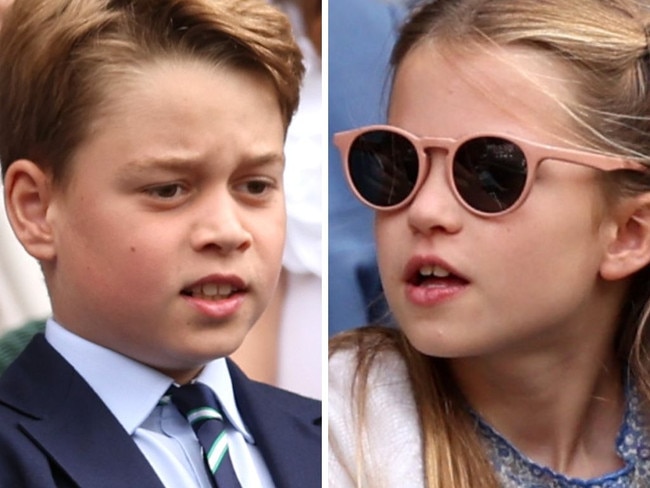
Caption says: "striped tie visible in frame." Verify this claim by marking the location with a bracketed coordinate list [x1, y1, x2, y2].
[171, 383, 242, 488]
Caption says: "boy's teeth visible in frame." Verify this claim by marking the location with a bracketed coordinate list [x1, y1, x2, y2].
[203, 283, 218, 296]
[191, 283, 235, 298]
[420, 265, 450, 278]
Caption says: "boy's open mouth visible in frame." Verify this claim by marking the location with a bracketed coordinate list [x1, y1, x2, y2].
[181, 283, 239, 300]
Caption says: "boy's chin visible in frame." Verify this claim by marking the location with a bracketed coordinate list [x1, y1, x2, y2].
[155, 365, 206, 385]
[143, 337, 248, 383]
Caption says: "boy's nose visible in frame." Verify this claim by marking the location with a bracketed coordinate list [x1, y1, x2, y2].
[406, 151, 463, 235]
[190, 194, 252, 254]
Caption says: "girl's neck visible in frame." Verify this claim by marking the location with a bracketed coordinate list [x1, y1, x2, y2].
[451, 349, 625, 479]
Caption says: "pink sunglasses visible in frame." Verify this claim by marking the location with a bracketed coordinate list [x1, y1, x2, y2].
[334, 125, 646, 217]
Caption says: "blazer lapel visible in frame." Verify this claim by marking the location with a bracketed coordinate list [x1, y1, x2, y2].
[0, 335, 165, 488]
[227, 359, 322, 488]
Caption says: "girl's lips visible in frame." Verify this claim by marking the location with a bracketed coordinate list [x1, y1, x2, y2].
[403, 255, 469, 306]
[403, 256, 468, 284]
[405, 278, 468, 306]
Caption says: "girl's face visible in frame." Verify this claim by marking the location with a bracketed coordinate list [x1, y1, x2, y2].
[376, 43, 626, 361]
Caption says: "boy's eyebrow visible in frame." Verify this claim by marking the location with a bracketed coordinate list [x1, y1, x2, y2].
[239, 152, 286, 168]
[121, 156, 202, 175]
[119, 151, 285, 176]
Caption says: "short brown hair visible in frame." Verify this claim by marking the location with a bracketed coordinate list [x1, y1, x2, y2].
[0, 0, 304, 182]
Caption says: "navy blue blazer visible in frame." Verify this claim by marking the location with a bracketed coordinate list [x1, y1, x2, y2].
[0, 334, 321, 487]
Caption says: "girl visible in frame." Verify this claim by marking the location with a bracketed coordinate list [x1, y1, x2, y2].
[329, 0, 650, 487]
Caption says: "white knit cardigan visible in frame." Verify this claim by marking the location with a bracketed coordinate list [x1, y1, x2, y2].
[328, 347, 426, 487]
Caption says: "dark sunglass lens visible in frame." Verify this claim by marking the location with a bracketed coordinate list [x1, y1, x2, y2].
[348, 130, 419, 207]
[453, 137, 527, 213]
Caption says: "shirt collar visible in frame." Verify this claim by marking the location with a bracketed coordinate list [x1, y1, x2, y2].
[45, 318, 254, 443]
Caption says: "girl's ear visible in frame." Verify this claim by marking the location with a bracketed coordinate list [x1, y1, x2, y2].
[600, 193, 650, 281]
[3, 159, 57, 261]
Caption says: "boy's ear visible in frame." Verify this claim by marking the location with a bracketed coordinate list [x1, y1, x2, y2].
[3, 159, 57, 261]
[600, 193, 650, 281]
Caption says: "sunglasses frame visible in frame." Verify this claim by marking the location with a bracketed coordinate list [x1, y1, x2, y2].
[334, 124, 646, 218]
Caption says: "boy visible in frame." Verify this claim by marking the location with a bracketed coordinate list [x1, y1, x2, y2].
[0, 0, 321, 486]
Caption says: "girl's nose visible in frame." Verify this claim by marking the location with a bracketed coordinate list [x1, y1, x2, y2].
[406, 151, 463, 236]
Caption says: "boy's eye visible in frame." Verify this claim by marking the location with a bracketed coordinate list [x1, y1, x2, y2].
[145, 183, 185, 199]
[236, 178, 276, 196]
[245, 180, 271, 194]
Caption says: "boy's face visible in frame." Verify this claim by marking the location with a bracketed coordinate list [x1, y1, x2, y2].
[44, 61, 286, 382]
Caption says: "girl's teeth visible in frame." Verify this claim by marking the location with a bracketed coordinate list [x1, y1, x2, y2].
[218, 284, 233, 296]
[433, 266, 450, 278]
[420, 265, 434, 277]
[420, 265, 450, 278]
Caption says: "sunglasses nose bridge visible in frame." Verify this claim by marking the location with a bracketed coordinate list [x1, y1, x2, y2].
[420, 136, 453, 158]
[410, 144, 456, 203]
[421, 142, 453, 177]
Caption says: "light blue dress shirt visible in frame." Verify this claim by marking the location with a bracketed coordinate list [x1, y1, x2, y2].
[45, 318, 275, 488]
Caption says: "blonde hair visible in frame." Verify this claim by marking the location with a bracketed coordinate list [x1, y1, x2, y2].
[332, 1, 650, 487]
[0, 0, 304, 183]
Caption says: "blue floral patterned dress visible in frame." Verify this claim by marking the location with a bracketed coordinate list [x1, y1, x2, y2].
[474, 386, 650, 487]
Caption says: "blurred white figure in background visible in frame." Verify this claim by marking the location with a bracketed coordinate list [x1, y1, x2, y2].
[277, 0, 322, 399]
[0, 0, 50, 332]
[0, 197, 50, 331]
[230, 0, 323, 398]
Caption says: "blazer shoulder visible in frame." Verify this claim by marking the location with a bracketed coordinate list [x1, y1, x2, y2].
[227, 359, 321, 488]
[227, 358, 321, 419]
[0, 335, 166, 488]
[0, 333, 74, 416]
